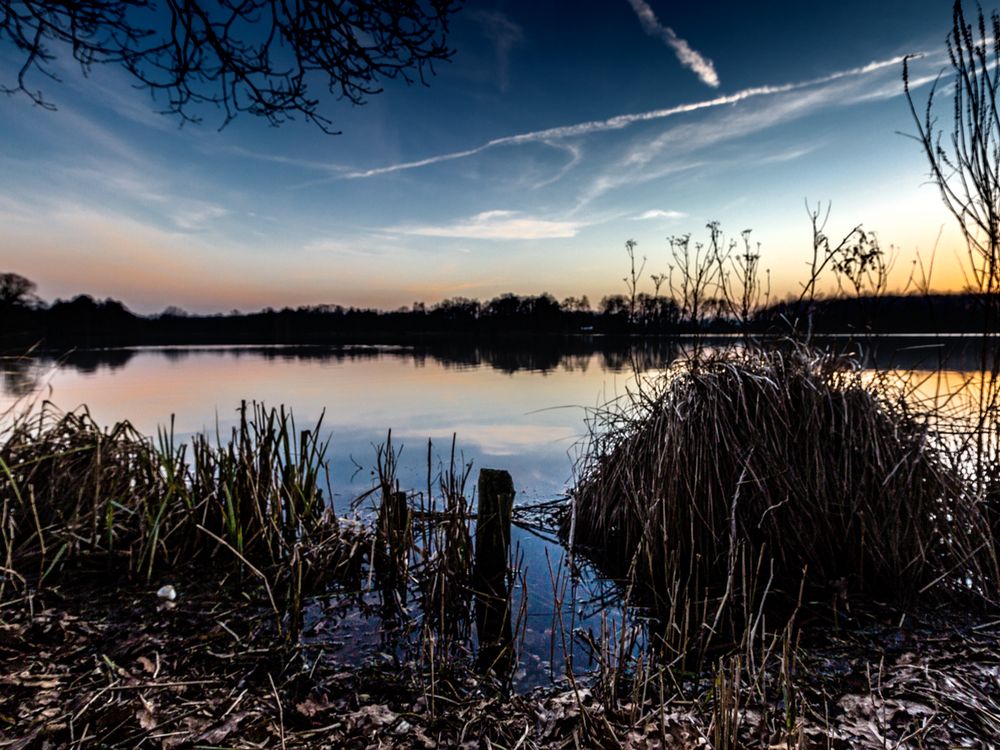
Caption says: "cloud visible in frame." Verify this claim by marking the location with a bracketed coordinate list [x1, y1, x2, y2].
[467, 10, 525, 92]
[301, 238, 386, 257]
[528, 141, 583, 189]
[842, 70, 944, 105]
[755, 145, 820, 165]
[394, 210, 580, 240]
[621, 85, 837, 171]
[170, 204, 230, 232]
[573, 58, 940, 208]
[624, 0, 719, 88]
[633, 209, 686, 220]
[343, 53, 915, 180]
[222, 146, 351, 175]
[1, 94, 255, 241]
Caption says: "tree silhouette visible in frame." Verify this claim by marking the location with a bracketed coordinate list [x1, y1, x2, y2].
[0, 272, 36, 309]
[0, 0, 461, 133]
[904, 1, 1000, 295]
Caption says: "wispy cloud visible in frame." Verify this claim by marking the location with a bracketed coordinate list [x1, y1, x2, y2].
[171, 204, 230, 232]
[625, 0, 719, 87]
[394, 210, 580, 240]
[620, 85, 838, 171]
[528, 141, 583, 190]
[633, 209, 686, 220]
[222, 146, 350, 175]
[755, 144, 821, 165]
[301, 238, 386, 257]
[572, 55, 941, 209]
[575, 98, 822, 207]
[344, 53, 916, 180]
[467, 10, 524, 92]
[842, 70, 944, 105]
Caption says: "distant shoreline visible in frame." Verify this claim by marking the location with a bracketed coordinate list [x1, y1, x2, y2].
[3, 290, 1000, 354]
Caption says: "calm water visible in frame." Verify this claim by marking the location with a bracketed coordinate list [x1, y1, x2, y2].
[2, 337, 994, 686]
[1, 343, 675, 501]
[3, 342, 674, 687]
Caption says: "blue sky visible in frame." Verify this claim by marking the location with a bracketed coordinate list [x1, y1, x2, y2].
[0, 0, 974, 313]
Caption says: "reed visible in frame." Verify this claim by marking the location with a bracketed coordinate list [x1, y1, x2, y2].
[565, 344, 975, 660]
[412, 435, 475, 652]
[0, 401, 367, 627]
[372, 431, 412, 617]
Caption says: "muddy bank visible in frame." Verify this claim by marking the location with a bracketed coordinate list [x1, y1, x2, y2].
[3, 574, 999, 749]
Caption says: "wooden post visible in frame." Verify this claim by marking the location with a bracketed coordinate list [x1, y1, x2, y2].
[474, 468, 514, 676]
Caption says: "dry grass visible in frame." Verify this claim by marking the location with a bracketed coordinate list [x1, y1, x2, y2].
[0, 401, 367, 627]
[565, 344, 983, 662]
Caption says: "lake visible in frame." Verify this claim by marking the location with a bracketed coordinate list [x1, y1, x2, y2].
[1, 336, 994, 687]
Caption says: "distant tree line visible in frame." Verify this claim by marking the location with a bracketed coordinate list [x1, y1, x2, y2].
[1, 271, 998, 353]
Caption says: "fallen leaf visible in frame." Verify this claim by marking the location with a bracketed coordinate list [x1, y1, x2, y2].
[197, 711, 249, 744]
[136, 695, 156, 731]
[296, 695, 330, 718]
[137, 656, 156, 675]
[352, 703, 397, 728]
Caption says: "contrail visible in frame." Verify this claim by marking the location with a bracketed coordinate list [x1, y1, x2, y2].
[625, 0, 719, 88]
[344, 53, 917, 180]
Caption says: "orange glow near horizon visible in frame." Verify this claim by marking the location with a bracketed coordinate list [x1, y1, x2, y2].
[3, 217, 983, 316]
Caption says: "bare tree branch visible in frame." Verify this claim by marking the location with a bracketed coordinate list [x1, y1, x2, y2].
[0, 0, 462, 133]
[903, 1, 1000, 294]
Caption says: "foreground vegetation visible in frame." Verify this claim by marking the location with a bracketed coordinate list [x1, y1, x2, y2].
[5, 2, 1000, 747]
[567, 345, 997, 635]
[1, 402, 365, 632]
[3, 345, 1000, 747]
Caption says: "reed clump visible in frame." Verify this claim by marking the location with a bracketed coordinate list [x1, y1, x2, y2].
[0, 401, 366, 615]
[566, 346, 968, 643]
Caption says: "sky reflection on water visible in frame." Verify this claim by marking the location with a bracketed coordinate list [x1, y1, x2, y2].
[2, 338, 996, 687]
[1, 343, 655, 688]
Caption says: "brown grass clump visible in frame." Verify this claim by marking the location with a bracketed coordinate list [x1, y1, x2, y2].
[566, 346, 967, 651]
[0, 401, 367, 625]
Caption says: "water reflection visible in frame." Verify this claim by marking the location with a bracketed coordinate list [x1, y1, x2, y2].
[3, 336, 998, 688]
[6, 335, 999, 386]
[4, 337, 998, 495]
[1, 357, 42, 399]
[0, 342, 668, 688]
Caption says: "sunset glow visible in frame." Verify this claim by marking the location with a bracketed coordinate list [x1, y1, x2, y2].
[0, 0, 968, 313]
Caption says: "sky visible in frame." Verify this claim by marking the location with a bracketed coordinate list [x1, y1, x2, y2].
[0, 0, 980, 314]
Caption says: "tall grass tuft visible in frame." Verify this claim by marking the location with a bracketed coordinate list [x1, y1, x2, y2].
[565, 345, 973, 658]
[0, 401, 366, 627]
